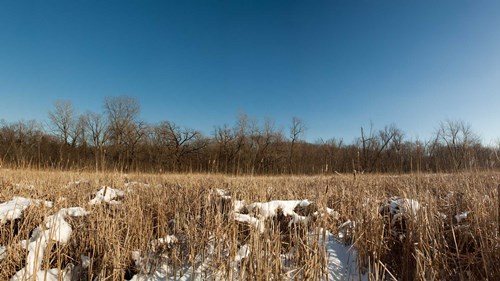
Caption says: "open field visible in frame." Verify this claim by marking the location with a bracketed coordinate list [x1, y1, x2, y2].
[0, 169, 499, 280]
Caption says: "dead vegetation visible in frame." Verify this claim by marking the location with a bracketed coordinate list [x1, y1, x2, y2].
[0, 169, 499, 280]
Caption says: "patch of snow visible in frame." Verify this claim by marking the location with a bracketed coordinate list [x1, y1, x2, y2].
[12, 207, 89, 281]
[337, 220, 356, 242]
[131, 243, 217, 281]
[235, 244, 249, 262]
[14, 183, 36, 190]
[246, 200, 311, 219]
[150, 235, 178, 251]
[455, 211, 469, 223]
[380, 197, 420, 224]
[232, 199, 317, 235]
[214, 188, 232, 200]
[11, 265, 74, 281]
[326, 207, 340, 218]
[130, 198, 366, 281]
[88, 186, 125, 205]
[0, 245, 7, 261]
[234, 213, 264, 233]
[438, 212, 448, 220]
[321, 230, 368, 281]
[233, 200, 246, 213]
[124, 181, 151, 190]
[0, 197, 53, 225]
[65, 180, 89, 188]
[81, 255, 90, 269]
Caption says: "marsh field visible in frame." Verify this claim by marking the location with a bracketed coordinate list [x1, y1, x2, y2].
[0, 169, 499, 281]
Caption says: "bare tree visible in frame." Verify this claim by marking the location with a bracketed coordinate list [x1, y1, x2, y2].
[358, 123, 401, 172]
[83, 111, 109, 171]
[104, 96, 141, 171]
[214, 124, 237, 173]
[48, 100, 76, 146]
[257, 117, 283, 173]
[69, 115, 86, 147]
[435, 120, 480, 170]
[289, 117, 305, 173]
[358, 122, 375, 172]
[104, 96, 140, 145]
[234, 113, 249, 175]
[155, 121, 207, 171]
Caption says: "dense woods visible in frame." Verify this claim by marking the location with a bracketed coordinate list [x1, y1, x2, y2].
[1, 96, 498, 174]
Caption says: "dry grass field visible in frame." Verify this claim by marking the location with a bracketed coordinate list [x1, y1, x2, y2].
[0, 169, 499, 280]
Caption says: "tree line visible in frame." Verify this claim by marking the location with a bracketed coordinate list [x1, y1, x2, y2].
[1, 96, 499, 174]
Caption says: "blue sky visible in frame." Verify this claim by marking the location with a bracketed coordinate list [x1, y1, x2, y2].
[1, 1, 500, 144]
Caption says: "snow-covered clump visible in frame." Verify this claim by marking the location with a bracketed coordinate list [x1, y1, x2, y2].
[379, 197, 420, 224]
[0, 197, 53, 225]
[235, 244, 250, 262]
[212, 188, 247, 213]
[124, 181, 151, 191]
[233, 200, 246, 213]
[325, 207, 340, 218]
[150, 235, 178, 251]
[11, 207, 89, 281]
[88, 186, 125, 205]
[65, 180, 90, 188]
[234, 213, 264, 233]
[0, 245, 7, 261]
[14, 183, 36, 190]
[215, 188, 232, 200]
[246, 199, 312, 219]
[379, 197, 421, 241]
[337, 220, 356, 244]
[237, 199, 313, 233]
[455, 211, 469, 223]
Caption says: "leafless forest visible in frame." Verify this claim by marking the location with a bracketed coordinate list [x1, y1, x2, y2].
[1, 96, 498, 174]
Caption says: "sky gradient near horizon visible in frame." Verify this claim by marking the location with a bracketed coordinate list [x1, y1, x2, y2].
[1, 1, 500, 144]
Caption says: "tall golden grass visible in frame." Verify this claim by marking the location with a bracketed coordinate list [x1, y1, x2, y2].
[0, 169, 499, 280]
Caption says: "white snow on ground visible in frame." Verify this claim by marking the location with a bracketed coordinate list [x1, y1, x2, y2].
[325, 207, 340, 218]
[233, 200, 246, 212]
[0, 197, 53, 224]
[131, 236, 252, 281]
[0, 245, 7, 261]
[124, 182, 152, 192]
[130, 230, 366, 281]
[380, 197, 420, 224]
[11, 207, 89, 281]
[321, 230, 368, 281]
[337, 220, 355, 242]
[129, 191, 366, 280]
[246, 199, 311, 219]
[88, 186, 125, 205]
[150, 235, 178, 251]
[235, 244, 250, 263]
[14, 183, 36, 190]
[243, 199, 312, 231]
[455, 211, 469, 223]
[65, 180, 90, 188]
[12, 267, 73, 281]
[233, 199, 314, 233]
[234, 213, 263, 232]
[214, 188, 232, 200]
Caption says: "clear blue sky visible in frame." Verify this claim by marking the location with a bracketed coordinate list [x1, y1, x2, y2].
[1, 0, 500, 144]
